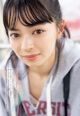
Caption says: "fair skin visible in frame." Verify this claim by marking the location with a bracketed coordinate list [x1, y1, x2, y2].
[8, 20, 64, 99]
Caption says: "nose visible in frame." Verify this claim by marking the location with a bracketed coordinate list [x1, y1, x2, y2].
[21, 36, 34, 51]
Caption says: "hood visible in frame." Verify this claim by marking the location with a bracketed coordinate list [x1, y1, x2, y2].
[56, 38, 80, 78]
[46, 38, 80, 116]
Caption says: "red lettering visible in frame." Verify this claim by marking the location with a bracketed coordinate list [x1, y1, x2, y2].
[23, 101, 35, 116]
[57, 102, 61, 116]
[37, 101, 46, 114]
[22, 101, 71, 116]
[51, 102, 56, 115]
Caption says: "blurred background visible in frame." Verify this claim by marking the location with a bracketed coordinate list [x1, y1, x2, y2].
[0, 0, 80, 62]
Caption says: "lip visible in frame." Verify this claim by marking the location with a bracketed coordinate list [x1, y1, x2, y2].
[24, 54, 40, 61]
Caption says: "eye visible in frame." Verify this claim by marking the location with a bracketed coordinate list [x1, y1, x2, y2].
[10, 33, 20, 39]
[34, 30, 43, 35]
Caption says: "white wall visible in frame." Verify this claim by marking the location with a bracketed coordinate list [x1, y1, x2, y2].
[0, 0, 7, 43]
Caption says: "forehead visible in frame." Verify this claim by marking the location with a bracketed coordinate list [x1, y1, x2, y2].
[8, 19, 50, 31]
[8, 21, 51, 31]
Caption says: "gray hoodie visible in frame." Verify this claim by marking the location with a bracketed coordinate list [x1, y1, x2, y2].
[0, 38, 80, 116]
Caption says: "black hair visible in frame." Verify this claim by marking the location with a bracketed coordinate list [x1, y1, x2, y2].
[3, 0, 70, 38]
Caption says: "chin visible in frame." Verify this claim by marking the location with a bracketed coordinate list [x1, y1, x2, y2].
[24, 61, 43, 67]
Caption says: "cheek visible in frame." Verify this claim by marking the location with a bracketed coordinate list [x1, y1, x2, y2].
[37, 36, 56, 55]
[46, 40, 56, 54]
[43, 33, 56, 49]
[10, 40, 20, 53]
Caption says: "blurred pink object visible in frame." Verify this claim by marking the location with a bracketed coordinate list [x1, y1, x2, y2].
[59, 0, 80, 39]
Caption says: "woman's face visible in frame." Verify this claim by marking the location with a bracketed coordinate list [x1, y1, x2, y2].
[8, 21, 61, 67]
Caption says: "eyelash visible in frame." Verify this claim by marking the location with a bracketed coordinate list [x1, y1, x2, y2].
[10, 29, 44, 39]
[33, 29, 44, 35]
[10, 33, 19, 38]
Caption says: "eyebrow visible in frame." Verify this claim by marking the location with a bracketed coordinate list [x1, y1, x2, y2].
[8, 28, 20, 31]
[27, 21, 46, 27]
[8, 21, 47, 31]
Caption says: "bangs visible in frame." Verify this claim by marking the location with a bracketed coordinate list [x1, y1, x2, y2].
[3, 0, 53, 32]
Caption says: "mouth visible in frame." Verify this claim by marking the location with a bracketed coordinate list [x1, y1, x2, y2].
[24, 53, 40, 61]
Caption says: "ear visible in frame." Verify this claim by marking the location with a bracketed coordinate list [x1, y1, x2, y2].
[56, 19, 65, 39]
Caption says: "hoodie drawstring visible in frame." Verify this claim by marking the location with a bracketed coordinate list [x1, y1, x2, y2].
[46, 75, 53, 116]
[46, 69, 70, 116]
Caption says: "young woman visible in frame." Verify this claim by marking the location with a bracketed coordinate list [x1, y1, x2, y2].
[0, 0, 80, 116]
